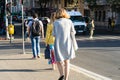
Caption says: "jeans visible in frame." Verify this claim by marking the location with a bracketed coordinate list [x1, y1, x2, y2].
[30, 36, 40, 57]
[24, 31, 28, 41]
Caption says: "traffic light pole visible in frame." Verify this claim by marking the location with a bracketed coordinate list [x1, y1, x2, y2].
[5, 0, 10, 40]
[10, 0, 12, 24]
[22, 3, 25, 54]
[10, 0, 12, 43]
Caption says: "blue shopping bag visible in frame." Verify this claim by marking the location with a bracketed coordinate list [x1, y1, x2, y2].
[44, 45, 51, 59]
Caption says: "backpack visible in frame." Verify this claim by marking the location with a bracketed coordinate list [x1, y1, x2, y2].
[31, 20, 42, 37]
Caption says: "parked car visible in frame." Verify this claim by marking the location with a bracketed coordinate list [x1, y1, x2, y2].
[67, 10, 87, 34]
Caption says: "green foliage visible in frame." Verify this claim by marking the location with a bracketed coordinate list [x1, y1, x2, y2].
[106, 0, 120, 12]
[85, 0, 120, 12]
[106, 0, 120, 3]
[38, 0, 50, 3]
[106, 0, 120, 6]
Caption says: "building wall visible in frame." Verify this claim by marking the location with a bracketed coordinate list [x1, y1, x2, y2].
[87, 0, 120, 27]
[92, 5, 109, 27]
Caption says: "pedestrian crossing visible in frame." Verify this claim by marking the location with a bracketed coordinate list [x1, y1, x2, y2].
[76, 35, 120, 40]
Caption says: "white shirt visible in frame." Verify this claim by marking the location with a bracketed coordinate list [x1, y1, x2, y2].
[28, 18, 43, 28]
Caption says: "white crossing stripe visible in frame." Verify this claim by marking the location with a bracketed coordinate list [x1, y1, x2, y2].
[76, 35, 120, 40]
[70, 64, 112, 80]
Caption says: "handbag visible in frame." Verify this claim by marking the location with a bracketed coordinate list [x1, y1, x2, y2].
[44, 45, 51, 59]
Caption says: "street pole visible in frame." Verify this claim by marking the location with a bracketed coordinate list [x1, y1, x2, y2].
[10, 0, 12, 43]
[21, 2, 25, 54]
[10, 0, 12, 24]
[5, 0, 10, 40]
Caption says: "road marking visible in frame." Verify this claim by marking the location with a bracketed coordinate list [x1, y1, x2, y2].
[76, 36, 120, 40]
[70, 64, 112, 80]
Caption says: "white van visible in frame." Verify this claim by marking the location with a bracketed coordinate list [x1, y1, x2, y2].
[67, 10, 87, 34]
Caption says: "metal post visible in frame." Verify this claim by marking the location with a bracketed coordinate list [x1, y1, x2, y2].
[9, 0, 12, 43]
[22, 2, 25, 54]
[10, 0, 12, 24]
[5, 0, 10, 40]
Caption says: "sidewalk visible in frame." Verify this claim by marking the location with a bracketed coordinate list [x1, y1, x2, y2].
[0, 39, 94, 80]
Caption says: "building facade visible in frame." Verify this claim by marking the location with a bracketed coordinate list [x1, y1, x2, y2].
[85, 0, 120, 27]
[12, 0, 84, 17]
[11, 0, 120, 27]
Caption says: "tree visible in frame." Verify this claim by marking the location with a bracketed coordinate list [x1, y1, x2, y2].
[38, 0, 51, 7]
[106, 0, 120, 12]
[37, 0, 52, 17]
[85, 0, 97, 5]
[85, 0, 98, 12]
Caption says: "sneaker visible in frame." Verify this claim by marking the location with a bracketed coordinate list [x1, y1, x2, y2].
[48, 60, 51, 64]
[37, 56, 40, 58]
[89, 36, 93, 39]
[32, 56, 37, 59]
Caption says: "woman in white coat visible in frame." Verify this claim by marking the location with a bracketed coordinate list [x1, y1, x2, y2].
[53, 8, 78, 80]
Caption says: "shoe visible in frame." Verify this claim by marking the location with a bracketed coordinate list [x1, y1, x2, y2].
[37, 54, 41, 58]
[37, 56, 40, 58]
[89, 36, 93, 39]
[32, 56, 37, 59]
[58, 75, 64, 80]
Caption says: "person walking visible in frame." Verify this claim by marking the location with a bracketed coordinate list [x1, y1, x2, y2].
[108, 17, 111, 30]
[53, 8, 77, 80]
[111, 18, 115, 31]
[89, 19, 95, 39]
[28, 12, 44, 59]
[45, 12, 56, 70]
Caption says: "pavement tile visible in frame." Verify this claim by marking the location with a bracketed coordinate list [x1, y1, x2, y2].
[0, 39, 94, 80]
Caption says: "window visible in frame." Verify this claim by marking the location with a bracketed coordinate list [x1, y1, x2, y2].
[98, 11, 101, 21]
[70, 16, 85, 22]
[95, 11, 97, 21]
[102, 11, 106, 21]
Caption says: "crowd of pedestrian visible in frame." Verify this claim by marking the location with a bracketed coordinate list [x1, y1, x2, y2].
[24, 11, 117, 80]
[23, 8, 78, 80]
[0, 7, 99, 80]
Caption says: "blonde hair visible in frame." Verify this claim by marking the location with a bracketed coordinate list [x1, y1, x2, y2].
[50, 12, 56, 23]
[55, 8, 70, 19]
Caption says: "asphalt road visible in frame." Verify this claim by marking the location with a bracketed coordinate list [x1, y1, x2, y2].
[71, 35, 120, 80]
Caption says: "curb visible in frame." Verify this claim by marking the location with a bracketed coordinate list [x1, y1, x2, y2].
[0, 37, 7, 40]
[70, 64, 112, 80]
